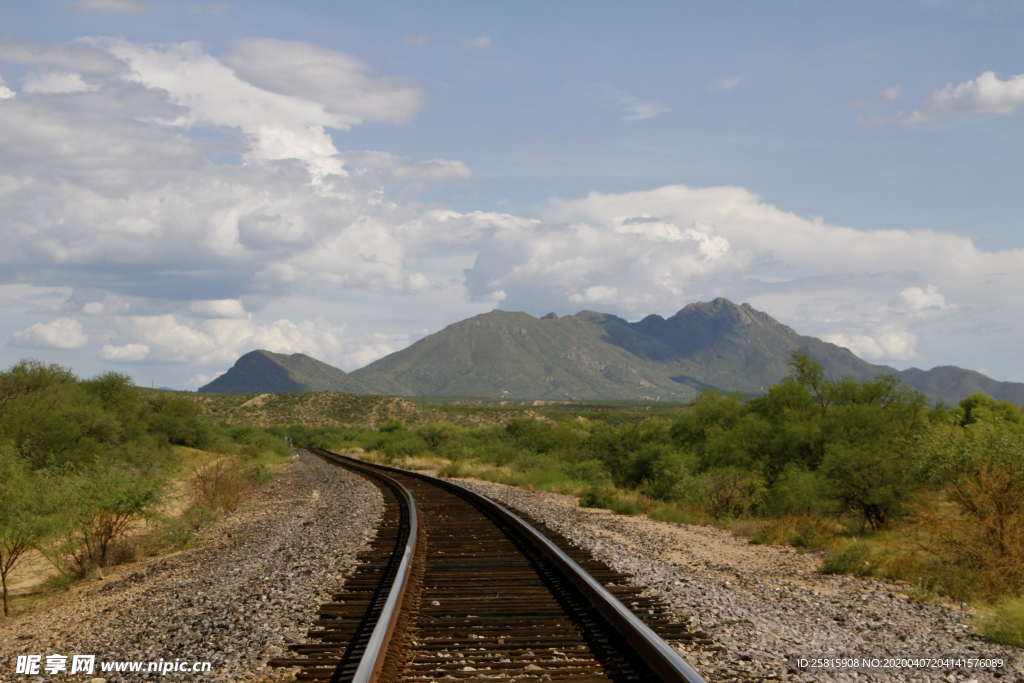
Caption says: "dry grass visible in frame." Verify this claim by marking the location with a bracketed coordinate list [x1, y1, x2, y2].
[189, 459, 253, 513]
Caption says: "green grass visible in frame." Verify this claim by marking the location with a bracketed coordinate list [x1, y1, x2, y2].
[974, 596, 1024, 647]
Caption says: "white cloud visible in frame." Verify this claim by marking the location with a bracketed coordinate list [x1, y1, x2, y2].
[899, 284, 946, 311]
[90, 37, 420, 180]
[0, 284, 73, 313]
[114, 313, 401, 370]
[569, 285, 619, 303]
[12, 318, 88, 349]
[623, 100, 668, 121]
[599, 85, 669, 121]
[902, 70, 1024, 126]
[71, 0, 146, 13]
[0, 38, 126, 76]
[224, 38, 421, 126]
[343, 151, 471, 187]
[882, 84, 902, 102]
[100, 343, 150, 361]
[715, 75, 742, 91]
[406, 35, 430, 48]
[824, 326, 918, 361]
[0, 37, 454, 305]
[23, 71, 97, 94]
[460, 183, 1024, 374]
[0, 75, 14, 100]
[188, 299, 247, 318]
[465, 207, 738, 310]
[462, 36, 494, 49]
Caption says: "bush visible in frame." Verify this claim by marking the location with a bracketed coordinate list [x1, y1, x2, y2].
[648, 503, 694, 525]
[417, 421, 463, 450]
[821, 540, 878, 576]
[381, 432, 428, 462]
[765, 465, 838, 517]
[580, 486, 641, 515]
[752, 516, 836, 550]
[975, 595, 1024, 647]
[48, 464, 164, 576]
[698, 466, 767, 519]
[190, 459, 251, 513]
[641, 449, 698, 503]
[821, 441, 922, 529]
[914, 423, 1024, 598]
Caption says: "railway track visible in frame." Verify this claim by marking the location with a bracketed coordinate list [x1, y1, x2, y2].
[270, 448, 707, 682]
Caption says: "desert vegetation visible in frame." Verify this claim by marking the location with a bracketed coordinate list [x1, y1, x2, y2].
[0, 360, 289, 616]
[300, 353, 1024, 646]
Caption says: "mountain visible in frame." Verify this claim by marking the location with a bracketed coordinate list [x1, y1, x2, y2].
[899, 366, 1024, 406]
[198, 350, 366, 394]
[198, 299, 1024, 404]
[347, 310, 698, 401]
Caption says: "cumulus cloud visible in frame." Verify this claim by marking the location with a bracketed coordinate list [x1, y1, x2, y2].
[23, 71, 97, 94]
[465, 207, 738, 311]
[898, 284, 947, 311]
[11, 318, 89, 349]
[0, 37, 452, 304]
[223, 38, 421, 126]
[188, 299, 247, 318]
[0, 38, 126, 76]
[715, 75, 742, 91]
[902, 70, 1024, 126]
[824, 326, 918, 361]
[111, 313, 405, 370]
[569, 285, 619, 304]
[100, 343, 150, 361]
[460, 183, 1024, 372]
[343, 151, 471, 188]
[71, 0, 146, 13]
[0, 75, 14, 99]
[461, 36, 494, 49]
[882, 84, 902, 102]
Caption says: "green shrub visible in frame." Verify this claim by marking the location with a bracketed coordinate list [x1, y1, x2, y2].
[821, 540, 878, 576]
[46, 464, 165, 576]
[641, 449, 698, 503]
[580, 486, 641, 515]
[974, 595, 1024, 647]
[158, 516, 198, 551]
[698, 466, 767, 519]
[765, 465, 838, 517]
[417, 421, 463, 450]
[648, 503, 694, 525]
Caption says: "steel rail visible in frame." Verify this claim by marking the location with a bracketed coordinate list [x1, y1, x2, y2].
[314, 450, 419, 683]
[322, 449, 707, 683]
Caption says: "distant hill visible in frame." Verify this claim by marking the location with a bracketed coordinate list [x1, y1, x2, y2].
[198, 299, 1024, 405]
[899, 366, 1024, 406]
[199, 350, 366, 394]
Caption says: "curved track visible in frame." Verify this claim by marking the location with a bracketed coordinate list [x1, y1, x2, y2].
[271, 448, 707, 682]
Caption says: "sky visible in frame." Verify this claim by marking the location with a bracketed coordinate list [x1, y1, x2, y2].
[1, 0, 1023, 389]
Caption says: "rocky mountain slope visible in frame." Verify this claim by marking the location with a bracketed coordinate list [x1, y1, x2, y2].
[199, 350, 365, 394]
[198, 299, 1024, 404]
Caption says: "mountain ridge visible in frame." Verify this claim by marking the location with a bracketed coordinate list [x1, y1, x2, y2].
[198, 299, 1024, 405]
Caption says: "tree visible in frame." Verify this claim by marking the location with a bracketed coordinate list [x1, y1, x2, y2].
[0, 445, 57, 616]
[49, 464, 164, 575]
[788, 353, 830, 413]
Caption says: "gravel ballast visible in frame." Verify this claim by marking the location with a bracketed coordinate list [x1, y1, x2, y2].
[0, 451, 383, 682]
[451, 478, 1024, 682]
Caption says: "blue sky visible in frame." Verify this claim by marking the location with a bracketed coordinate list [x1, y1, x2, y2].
[1, 0, 1023, 388]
